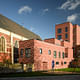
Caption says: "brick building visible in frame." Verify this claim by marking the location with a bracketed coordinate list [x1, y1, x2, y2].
[0, 14, 41, 64]
[0, 14, 80, 71]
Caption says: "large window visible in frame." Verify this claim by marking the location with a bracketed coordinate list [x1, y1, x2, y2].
[0, 36, 5, 52]
[54, 51, 57, 58]
[57, 35, 62, 40]
[62, 52, 65, 58]
[20, 49, 24, 57]
[65, 34, 68, 39]
[48, 50, 51, 55]
[25, 48, 31, 57]
[65, 27, 68, 32]
[57, 28, 62, 33]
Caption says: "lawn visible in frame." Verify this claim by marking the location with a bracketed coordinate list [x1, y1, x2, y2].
[54, 68, 80, 72]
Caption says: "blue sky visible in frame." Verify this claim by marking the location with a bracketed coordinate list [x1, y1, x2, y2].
[0, 0, 80, 39]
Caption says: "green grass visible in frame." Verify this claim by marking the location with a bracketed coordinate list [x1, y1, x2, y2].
[54, 68, 80, 72]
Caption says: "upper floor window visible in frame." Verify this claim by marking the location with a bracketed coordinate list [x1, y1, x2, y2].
[57, 28, 62, 33]
[48, 50, 51, 55]
[57, 35, 62, 40]
[65, 34, 68, 39]
[20, 49, 24, 57]
[40, 48, 42, 54]
[25, 48, 31, 57]
[65, 27, 68, 32]
[62, 52, 65, 58]
[59, 52, 61, 58]
[54, 51, 57, 58]
[14, 40, 19, 48]
[0, 36, 5, 52]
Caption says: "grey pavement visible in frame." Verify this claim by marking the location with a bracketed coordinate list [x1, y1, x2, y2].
[0, 75, 80, 80]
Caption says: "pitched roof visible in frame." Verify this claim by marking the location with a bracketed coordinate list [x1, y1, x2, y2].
[0, 14, 41, 40]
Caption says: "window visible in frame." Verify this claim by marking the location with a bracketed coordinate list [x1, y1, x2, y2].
[25, 48, 31, 57]
[57, 35, 62, 40]
[54, 51, 57, 58]
[65, 34, 68, 39]
[65, 27, 68, 32]
[48, 50, 51, 55]
[14, 41, 19, 48]
[40, 48, 42, 54]
[56, 62, 59, 65]
[65, 53, 68, 58]
[62, 52, 65, 58]
[59, 52, 61, 58]
[0, 36, 5, 52]
[20, 49, 24, 57]
[64, 62, 67, 64]
[57, 28, 62, 33]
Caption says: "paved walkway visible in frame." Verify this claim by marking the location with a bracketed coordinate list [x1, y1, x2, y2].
[0, 75, 80, 80]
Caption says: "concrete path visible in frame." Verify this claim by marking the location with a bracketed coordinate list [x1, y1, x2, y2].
[0, 75, 80, 80]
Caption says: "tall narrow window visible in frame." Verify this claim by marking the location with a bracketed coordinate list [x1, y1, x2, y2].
[54, 51, 57, 58]
[40, 48, 42, 54]
[62, 52, 65, 58]
[65, 34, 68, 39]
[65, 27, 68, 32]
[20, 49, 24, 57]
[25, 48, 31, 57]
[0, 36, 5, 52]
[48, 50, 51, 55]
[59, 52, 61, 58]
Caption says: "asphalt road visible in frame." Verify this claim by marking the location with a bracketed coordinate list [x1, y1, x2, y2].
[0, 75, 80, 80]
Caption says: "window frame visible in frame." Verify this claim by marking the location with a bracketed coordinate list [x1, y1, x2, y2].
[54, 51, 57, 58]
[40, 48, 42, 54]
[48, 50, 51, 55]
[65, 27, 68, 32]
[57, 28, 62, 33]
[20, 49, 24, 58]
[25, 48, 31, 58]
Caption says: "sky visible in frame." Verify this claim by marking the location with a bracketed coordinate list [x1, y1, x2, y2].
[0, 0, 80, 40]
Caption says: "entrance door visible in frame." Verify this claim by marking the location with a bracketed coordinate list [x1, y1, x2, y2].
[43, 62, 47, 70]
[52, 60, 54, 69]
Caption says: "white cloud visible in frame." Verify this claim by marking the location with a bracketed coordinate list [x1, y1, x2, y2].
[40, 8, 49, 16]
[67, 14, 78, 22]
[30, 26, 34, 31]
[58, 0, 80, 10]
[18, 6, 32, 14]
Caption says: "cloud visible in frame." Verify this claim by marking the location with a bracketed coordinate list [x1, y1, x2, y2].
[58, 0, 80, 10]
[40, 8, 49, 16]
[67, 14, 78, 22]
[18, 6, 32, 14]
[29, 26, 34, 31]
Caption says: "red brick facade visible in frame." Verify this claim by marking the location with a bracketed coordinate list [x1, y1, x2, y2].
[19, 39, 73, 71]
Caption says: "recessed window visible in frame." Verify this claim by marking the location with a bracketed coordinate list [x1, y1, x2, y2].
[25, 48, 31, 57]
[65, 27, 68, 32]
[48, 50, 51, 55]
[62, 52, 65, 58]
[20, 49, 24, 57]
[54, 51, 57, 58]
[57, 35, 62, 40]
[65, 34, 68, 39]
[64, 62, 67, 64]
[57, 28, 62, 33]
[40, 48, 42, 54]
[0, 36, 5, 52]
[59, 52, 61, 58]
[56, 62, 59, 65]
